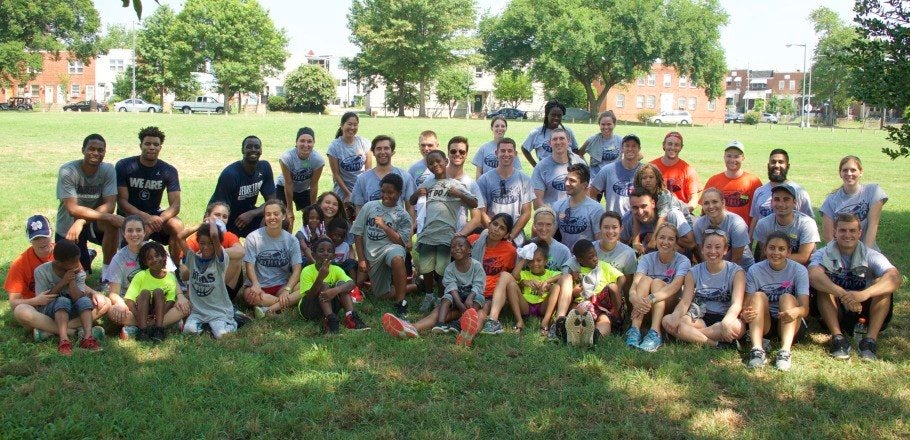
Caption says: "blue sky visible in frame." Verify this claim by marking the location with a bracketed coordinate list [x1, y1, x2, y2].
[94, 0, 857, 72]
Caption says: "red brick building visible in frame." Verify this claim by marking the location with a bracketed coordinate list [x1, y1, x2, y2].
[724, 69, 806, 113]
[594, 62, 725, 125]
[1, 52, 97, 108]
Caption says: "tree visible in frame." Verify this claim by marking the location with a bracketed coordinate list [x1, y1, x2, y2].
[492, 71, 533, 109]
[0, 0, 102, 86]
[809, 7, 858, 117]
[752, 98, 766, 113]
[346, 0, 476, 117]
[111, 68, 156, 103]
[434, 67, 473, 117]
[136, 5, 197, 106]
[384, 82, 419, 114]
[284, 64, 337, 112]
[543, 74, 588, 109]
[99, 24, 138, 52]
[848, 0, 910, 159]
[171, 0, 288, 112]
[480, 0, 727, 115]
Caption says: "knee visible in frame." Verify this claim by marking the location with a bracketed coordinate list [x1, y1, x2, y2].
[167, 217, 185, 232]
[94, 294, 111, 314]
[13, 304, 36, 323]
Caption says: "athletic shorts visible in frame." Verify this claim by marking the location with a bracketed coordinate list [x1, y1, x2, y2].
[276, 185, 311, 212]
[41, 295, 94, 319]
[839, 295, 893, 335]
[524, 302, 545, 319]
[441, 291, 485, 307]
[56, 223, 103, 274]
[298, 294, 342, 321]
[416, 243, 451, 276]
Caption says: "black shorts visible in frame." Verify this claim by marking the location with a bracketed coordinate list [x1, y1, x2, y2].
[276, 185, 311, 211]
[839, 295, 893, 336]
[56, 223, 103, 274]
[767, 315, 808, 342]
[702, 312, 725, 327]
[298, 294, 342, 321]
[228, 214, 263, 239]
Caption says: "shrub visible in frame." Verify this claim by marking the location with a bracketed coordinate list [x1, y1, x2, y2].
[743, 111, 761, 125]
[268, 95, 288, 112]
[637, 110, 657, 123]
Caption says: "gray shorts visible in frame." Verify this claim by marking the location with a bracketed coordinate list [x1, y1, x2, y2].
[441, 291, 485, 307]
[41, 295, 94, 319]
[183, 316, 238, 339]
[368, 244, 408, 297]
[416, 243, 451, 276]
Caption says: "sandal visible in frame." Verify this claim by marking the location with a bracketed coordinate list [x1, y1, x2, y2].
[539, 326, 549, 337]
[512, 324, 524, 333]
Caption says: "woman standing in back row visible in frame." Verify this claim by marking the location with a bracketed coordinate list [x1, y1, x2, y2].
[820, 155, 887, 250]
[327, 112, 373, 212]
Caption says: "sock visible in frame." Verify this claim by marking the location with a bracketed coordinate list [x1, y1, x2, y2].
[346, 310, 353, 317]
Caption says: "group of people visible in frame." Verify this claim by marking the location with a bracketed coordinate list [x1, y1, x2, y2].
[3, 101, 902, 370]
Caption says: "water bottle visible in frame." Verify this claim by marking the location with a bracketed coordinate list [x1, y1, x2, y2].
[853, 317, 868, 343]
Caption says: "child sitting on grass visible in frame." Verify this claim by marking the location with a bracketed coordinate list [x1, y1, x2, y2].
[180, 220, 237, 339]
[485, 241, 561, 334]
[125, 241, 181, 342]
[563, 239, 624, 347]
[296, 204, 326, 266]
[299, 237, 369, 333]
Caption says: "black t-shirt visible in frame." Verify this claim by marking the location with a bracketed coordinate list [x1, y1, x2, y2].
[209, 160, 276, 234]
[115, 156, 181, 215]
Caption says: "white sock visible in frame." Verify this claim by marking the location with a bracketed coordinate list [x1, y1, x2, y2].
[346, 310, 353, 317]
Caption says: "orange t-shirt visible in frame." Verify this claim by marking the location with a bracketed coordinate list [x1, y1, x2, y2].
[468, 234, 516, 298]
[651, 158, 699, 204]
[704, 172, 763, 226]
[4, 247, 54, 300]
[186, 230, 241, 252]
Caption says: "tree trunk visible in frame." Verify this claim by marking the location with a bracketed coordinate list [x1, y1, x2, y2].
[418, 79, 427, 118]
[236, 91, 242, 115]
[586, 79, 612, 119]
[397, 80, 406, 117]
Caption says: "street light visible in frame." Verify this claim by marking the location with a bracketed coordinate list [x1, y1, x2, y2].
[787, 43, 808, 128]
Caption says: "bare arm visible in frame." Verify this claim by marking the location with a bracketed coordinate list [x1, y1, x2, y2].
[512, 202, 532, 241]
[309, 166, 323, 209]
[280, 160, 296, 232]
[328, 156, 351, 198]
[522, 148, 537, 167]
[862, 200, 884, 248]
[791, 243, 816, 265]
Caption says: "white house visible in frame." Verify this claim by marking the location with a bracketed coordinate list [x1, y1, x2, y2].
[95, 48, 134, 102]
[264, 50, 363, 108]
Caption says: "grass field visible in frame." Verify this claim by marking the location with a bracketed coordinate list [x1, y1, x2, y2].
[0, 112, 907, 438]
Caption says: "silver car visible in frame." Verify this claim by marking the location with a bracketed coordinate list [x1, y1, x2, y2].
[114, 98, 162, 113]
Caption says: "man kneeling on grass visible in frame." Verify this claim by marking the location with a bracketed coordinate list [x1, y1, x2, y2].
[299, 237, 369, 333]
[382, 235, 485, 347]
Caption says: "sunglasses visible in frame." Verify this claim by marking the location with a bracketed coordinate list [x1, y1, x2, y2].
[704, 228, 727, 237]
[449, 149, 467, 156]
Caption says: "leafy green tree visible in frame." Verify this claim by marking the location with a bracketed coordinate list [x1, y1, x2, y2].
[99, 24, 138, 52]
[480, 0, 727, 115]
[136, 5, 197, 106]
[543, 76, 587, 109]
[110, 68, 157, 103]
[384, 82, 419, 113]
[345, 0, 476, 117]
[284, 64, 337, 112]
[752, 98, 766, 113]
[809, 7, 858, 117]
[777, 96, 796, 116]
[171, 0, 288, 112]
[434, 67, 473, 117]
[492, 71, 533, 109]
[0, 0, 102, 86]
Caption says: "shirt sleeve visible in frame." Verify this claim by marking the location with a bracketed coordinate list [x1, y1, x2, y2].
[867, 249, 896, 277]
[519, 174, 534, 206]
[243, 234, 257, 264]
[471, 263, 486, 296]
[807, 248, 824, 268]
[530, 165, 545, 191]
[299, 265, 316, 294]
[260, 162, 276, 198]
[56, 164, 78, 200]
[115, 159, 129, 188]
[675, 256, 692, 278]
[3, 258, 29, 294]
[165, 164, 181, 192]
[686, 165, 700, 199]
[101, 164, 118, 197]
[351, 176, 366, 207]
[442, 263, 458, 294]
[209, 169, 234, 205]
[794, 264, 810, 296]
[288, 234, 303, 266]
[125, 271, 143, 299]
[745, 266, 758, 294]
[470, 181, 485, 209]
[799, 216, 820, 244]
[351, 204, 368, 236]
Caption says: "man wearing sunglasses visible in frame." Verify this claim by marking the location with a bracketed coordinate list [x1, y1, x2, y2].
[620, 187, 695, 254]
[476, 138, 533, 246]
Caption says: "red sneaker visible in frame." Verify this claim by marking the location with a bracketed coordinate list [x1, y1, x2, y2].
[456, 308, 481, 348]
[58, 339, 73, 356]
[79, 336, 103, 352]
[350, 285, 364, 303]
[381, 313, 418, 339]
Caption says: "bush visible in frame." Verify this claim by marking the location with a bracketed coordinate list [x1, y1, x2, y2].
[743, 111, 761, 125]
[637, 110, 657, 123]
[268, 95, 288, 112]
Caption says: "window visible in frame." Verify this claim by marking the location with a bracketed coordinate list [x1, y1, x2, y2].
[646, 74, 656, 86]
[646, 95, 655, 108]
[68, 61, 84, 74]
[636, 95, 644, 108]
[475, 67, 483, 78]
[778, 80, 784, 90]
[637, 77, 645, 86]
[734, 78, 742, 88]
[70, 84, 81, 96]
[275, 86, 285, 96]
[677, 98, 686, 109]
[708, 99, 717, 111]
[340, 78, 348, 86]
[110, 59, 125, 72]
[789, 80, 796, 90]
[30, 85, 39, 97]
[616, 94, 625, 108]
[679, 76, 688, 88]
[688, 97, 696, 110]
[663, 74, 671, 87]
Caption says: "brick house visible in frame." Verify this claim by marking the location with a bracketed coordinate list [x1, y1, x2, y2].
[1, 52, 97, 108]
[725, 69, 806, 113]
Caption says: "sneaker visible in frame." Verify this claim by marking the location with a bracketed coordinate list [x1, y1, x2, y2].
[79, 336, 103, 352]
[546, 325, 559, 343]
[350, 285, 364, 303]
[431, 322, 449, 334]
[858, 337, 877, 361]
[564, 310, 582, 347]
[137, 328, 150, 342]
[624, 327, 642, 347]
[553, 316, 567, 345]
[419, 292, 436, 313]
[150, 326, 166, 343]
[747, 348, 767, 369]
[829, 334, 851, 360]
[715, 339, 741, 350]
[393, 300, 408, 319]
[638, 329, 663, 352]
[455, 308, 481, 347]
[233, 310, 252, 328]
[578, 312, 595, 348]
[253, 306, 270, 319]
[775, 349, 792, 371]
[481, 319, 504, 335]
[120, 325, 139, 340]
[33, 328, 51, 342]
[593, 329, 602, 347]
[344, 312, 370, 331]
[381, 313, 418, 339]
[324, 314, 340, 334]
[77, 325, 105, 342]
[446, 319, 461, 333]
[58, 339, 73, 356]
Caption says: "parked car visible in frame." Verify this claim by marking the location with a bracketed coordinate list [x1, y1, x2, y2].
[648, 110, 692, 125]
[725, 112, 744, 123]
[761, 112, 779, 124]
[113, 98, 162, 113]
[562, 107, 592, 122]
[63, 100, 108, 112]
[487, 108, 527, 120]
[1, 97, 33, 111]
[171, 96, 226, 114]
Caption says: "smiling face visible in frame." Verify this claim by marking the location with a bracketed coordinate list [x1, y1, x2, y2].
[31, 237, 53, 259]
[638, 167, 658, 192]
[839, 158, 863, 186]
[140, 135, 162, 163]
[342, 116, 359, 138]
[621, 139, 640, 161]
[700, 233, 728, 263]
[723, 149, 743, 172]
[418, 134, 438, 157]
[296, 133, 315, 159]
[547, 107, 563, 129]
[145, 247, 167, 272]
[700, 190, 725, 219]
[123, 219, 146, 247]
[447, 141, 467, 167]
[314, 240, 335, 264]
[550, 131, 569, 156]
[319, 194, 340, 219]
[834, 218, 862, 251]
[242, 138, 262, 165]
[533, 212, 556, 241]
[491, 118, 507, 139]
[529, 249, 548, 274]
[426, 153, 447, 178]
[380, 182, 400, 207]
[599, 216, 621, 244]
[771, 191, 795, 217]
[578, 247, 599, 269]
[767, 153, 789, 183]
[629, 194, 655, 224]
[599, 115, 615, 136]
[655, 226, 677, 253]
[450, 236, 471, 261]
[662, 136, 682, 160]
[497, 142, 516, 168]
[564, 171, 583, 197]
[82, 139, 106, 167]
[263, 203, 285, 230]
[373, 139, 394, 166]
[307, 209, 322, 229]
[764, 237, 790, 267]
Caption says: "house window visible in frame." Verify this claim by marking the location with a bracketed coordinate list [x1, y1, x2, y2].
[688, 97, 696, 110]
[663, 74, 671, 87]
[734, 78, 742, 88]
[275, 86, 285, 96]
[646, 74, 656, 86]
[68, 61, 84, 74]
[789, 80, 796, 90]
[679, 76, 688, 88]
[616, 94, 625, 108]
[636, 95, 644, 108]
[646, 95, 655, 108]
[110, 59, 125, 72]
[30, 85, 40, 97]
[778, 80, 784, 90]
[637, 77, 645, 86]
[677, 98, 686, 109]
[475, 67, 483, 78]
[708, 99, 717, 111]
[340, 78, 348, 86]
[71, 84, 81, 96]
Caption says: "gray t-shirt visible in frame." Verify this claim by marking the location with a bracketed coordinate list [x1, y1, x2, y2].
[521, 126, 579, 162]
[530, 153, 585, 207]
[276, 147, 326, 193]
[620, 209, 693, 249]
[351, 167, 415, 208]
[351, 200, 413, 263]
[590, 161, 642, 217]
[746, 259, 809, 316]
[471, 140, 524, 176]
[596, 241, 639, 275]
[476, 169, 533, 224]
[107, 244, 177, 295]
[820, 183, 888, 247]
[56, 160, 117, 235]
[34, 262, 88, 297]
[808, 242, 895, 291]
[442, 259, 486, 298]
[636, 251, 691, 283]
[243, 228, 302, 288]
[585, 133, 623, 176]
[544, 239, 573, 272]
[753, 212, 820, 254]
[693, 212, 755, 269]
[186, 250, 233, 323]
[552, 196, 605, 251]
[418, 176, 477, 245]
[326, 136, 370, 200]
[690, 261, 743, 316]
[750, 181, 814, 221]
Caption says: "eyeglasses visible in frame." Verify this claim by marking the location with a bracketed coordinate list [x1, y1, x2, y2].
[499, 180, 507, 193]
[704, 228, 727, 237]
[449, 149, 467, 156]
[419, 143, 436, 148]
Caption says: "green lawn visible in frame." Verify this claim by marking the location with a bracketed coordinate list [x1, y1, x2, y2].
[0, 112, 907, 438]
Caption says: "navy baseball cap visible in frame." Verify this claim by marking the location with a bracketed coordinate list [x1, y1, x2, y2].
[26, 214, 52, 241]
[771, 184, 797, 198]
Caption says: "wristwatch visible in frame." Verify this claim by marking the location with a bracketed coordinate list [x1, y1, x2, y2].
[282, 286, 291, 292]
[648, 293, 657, 304]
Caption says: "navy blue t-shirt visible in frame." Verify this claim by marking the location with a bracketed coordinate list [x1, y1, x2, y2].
[209, 161, 276, 236]
[115, 156, 181, 215]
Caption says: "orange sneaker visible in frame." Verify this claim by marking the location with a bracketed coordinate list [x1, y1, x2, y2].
[381, 313, 418, 339]
[58, 339, 73, 356]
[79, 336, 103, 352]
[455, 308, 481, 347]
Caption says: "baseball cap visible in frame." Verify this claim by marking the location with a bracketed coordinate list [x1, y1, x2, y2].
[26, 214, 52, 241]
[621, 133, 641, 146]
[664, 131, 683, 144]
[771, 184, 797, 198]
[725, 140, 745, 153]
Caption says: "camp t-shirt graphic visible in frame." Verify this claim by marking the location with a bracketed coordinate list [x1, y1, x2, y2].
[257, 249, 291, 269]
[340, 154, 365, 172]
[190, 267, 217, 297]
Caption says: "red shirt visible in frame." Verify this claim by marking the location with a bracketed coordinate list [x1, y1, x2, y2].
[4, 247, 54, 300]
[704, 171, 763, 226]
[651, 158, 700, 204]
[468, 234, 516, 298]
